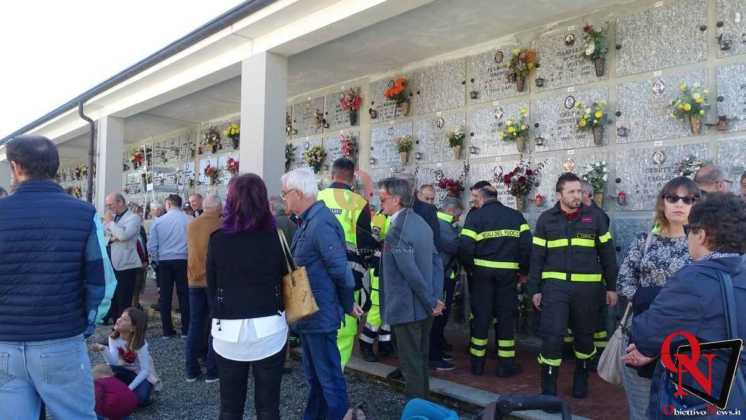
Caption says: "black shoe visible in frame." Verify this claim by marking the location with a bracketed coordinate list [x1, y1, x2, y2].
[387, 368, 404, 382]
[541, 364, 559, 396]
[360, 341, 378, 363]
[572, 360, 589, 399]
[470, 356, 485, 376]
[441, 352, 454, 362]
[429, 359, 456, 371]
[378, 341, 394, 358]
[496, 359, 522, 378]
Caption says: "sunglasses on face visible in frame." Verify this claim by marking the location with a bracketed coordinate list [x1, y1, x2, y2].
[664, 194, 698, 205]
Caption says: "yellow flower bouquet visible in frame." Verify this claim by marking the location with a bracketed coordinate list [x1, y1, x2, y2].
[671, 82, 709, 135]
[498, 107, 530, 153]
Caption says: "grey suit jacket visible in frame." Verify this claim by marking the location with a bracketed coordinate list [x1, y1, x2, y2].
[381, 208, 444, 326]
[105, 210, 142, 271]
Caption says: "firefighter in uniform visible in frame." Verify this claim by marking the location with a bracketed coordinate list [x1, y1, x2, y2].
[459, 184, 532, 377]
[358, 210, 394, 361]
[317, 158, 376, 367]
[528, 173, 618, 399]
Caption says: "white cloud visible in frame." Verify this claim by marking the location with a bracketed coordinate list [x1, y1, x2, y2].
[0, 0, 243, 138]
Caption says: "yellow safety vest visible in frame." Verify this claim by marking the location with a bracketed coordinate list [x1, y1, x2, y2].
[317, 187, 367, 247]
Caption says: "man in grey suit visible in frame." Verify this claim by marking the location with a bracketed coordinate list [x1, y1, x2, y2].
[378, 177, 444, 400]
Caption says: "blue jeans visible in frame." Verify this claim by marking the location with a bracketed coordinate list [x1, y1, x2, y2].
[0, 334, 96, 420]
[300, 332, 348, 420]
[186, 287, 217, 379]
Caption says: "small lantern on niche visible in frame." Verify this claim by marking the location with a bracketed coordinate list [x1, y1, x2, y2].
[535, 136, 545, 146]
[369, 106, 378, 120]
[369, 157, 377, 166]
[415, 152, 424, 161]
[534, 193, 546, 207]
[616, 191, 628, 206]
[617, 126, 630, 138]
[535, 78, 546, 88]
[716, 115, 729, 131]
[469, 145, 480, 155]
[470, 90, 480, 100]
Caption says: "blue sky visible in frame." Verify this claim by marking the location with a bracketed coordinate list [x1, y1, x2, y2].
[0, 0, 243, 138]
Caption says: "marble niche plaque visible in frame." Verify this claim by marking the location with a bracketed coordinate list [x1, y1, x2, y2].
[287, 136, 323, 172]
[616, 69, 706, 144]
[534, 27, 602, 91]
[615, 0, 708, 77]
[152, 136, 183, 167]
[325, 87, 361, 131]
[716, 137, 746, 194]
[368, 75, 420, 123]
[415, 161, 467, 206]
[613, 216, 655, 260]
[292, 97, 326, 138]
[615, 142, 712, 211]
[323, 131, 360, 163]
[412, 59, 466, 116]
[716, 0, 746, 58]
[533, 87, 609, 152]
[413, 111, 466, 164]
[468, 158, 519, 210]
[370, 121, 414, 170]
[716, 63, 746, 132]
[468, 101, 530, 158]
[466, 46, 521, 105]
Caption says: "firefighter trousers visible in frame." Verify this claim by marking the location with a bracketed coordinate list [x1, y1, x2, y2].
[468, 268, 517, 360]
[538, 280, 602, 367]
[338, 290, 361, 367]
[359, 274, 391, 346]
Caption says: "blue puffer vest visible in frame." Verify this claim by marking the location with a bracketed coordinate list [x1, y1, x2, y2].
[0, 180, 96, 342]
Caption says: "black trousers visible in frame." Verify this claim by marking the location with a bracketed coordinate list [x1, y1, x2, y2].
[106, 268, 139, 322]
[393, 317, 433, 400]
[539, 280, 602, 367]
[429, 273, 455, 361]
[216, 346, 285, 420]
[158, 260, 189, 336]
[469, 268, 517, 360]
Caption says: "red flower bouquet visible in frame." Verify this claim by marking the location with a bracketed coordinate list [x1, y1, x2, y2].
[502, 160, 543, 197]
[437, 177, 465, 197]
[339, 88, 362, 112]
[226, 158, 239, 176]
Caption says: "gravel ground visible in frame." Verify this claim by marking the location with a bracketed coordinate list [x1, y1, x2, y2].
[89, 319, 472, 420]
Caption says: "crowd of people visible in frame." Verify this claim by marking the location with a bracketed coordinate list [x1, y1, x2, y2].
[0, 135, 745, 420]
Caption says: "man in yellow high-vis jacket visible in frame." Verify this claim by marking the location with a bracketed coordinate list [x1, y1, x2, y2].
[317, 158, 376, 367]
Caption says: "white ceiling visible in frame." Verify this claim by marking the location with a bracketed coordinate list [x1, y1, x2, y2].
[287, 0, 627, 95]
[59, 0, 629, 163]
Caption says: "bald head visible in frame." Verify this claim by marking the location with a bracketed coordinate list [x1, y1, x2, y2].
[694, 164, 731, 193]
[203, 194, 222, 211]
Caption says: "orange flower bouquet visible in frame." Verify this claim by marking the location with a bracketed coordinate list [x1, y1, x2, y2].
[384, 78, 409, 104]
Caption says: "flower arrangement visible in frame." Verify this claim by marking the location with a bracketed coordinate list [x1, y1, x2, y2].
[204, 164, 220, 185]
[339, 88, 362, 112]
[507, 48, 539, 92]
[502, 160, 543, 197]
[447, 126, 465, 148]
[575, 101, 608, 145]
[285, 143, 296, 172]
[224, 123, 240, 149]
[339, 133, 357, 160]
[304, 145, 327, 173]
[498, 107, 530, 152]
[394, 135, 414, 153]
[675, 155, 707, 179]
[203, 127, 222, 153]
[582, 24, 608, 76]
[581, 161, 608, 207]
[437, 177, 465, 197]
[130, 150, 145, 169]
[671, 82, 710, 135]
[384, 78, 409, 104]
[226, 157, 240, 176]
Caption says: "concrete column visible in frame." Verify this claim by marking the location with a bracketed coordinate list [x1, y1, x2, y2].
[0, 158, 11, 192]
[95, 116, 125, 212]
[239, 52, 288, 196]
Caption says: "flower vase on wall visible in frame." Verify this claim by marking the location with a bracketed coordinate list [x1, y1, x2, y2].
[592, 126, 604, 146]
[515, 135, 527, 153]
[689, 116, 702, 135]
[514, 195, 526, 212]
[400, 151, 410, 165]
[453, 145, 462, 160]
[593, 192, 604, 208]
[594, 57, 605, 77]
[349, 110, 359, 126]
[515, 75, 526, 92]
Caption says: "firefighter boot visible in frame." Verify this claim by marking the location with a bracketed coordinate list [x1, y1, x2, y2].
[572, 360, 589, 399]
[470, 356, 485, 376]
[541, 365, 559, 396]
[496, 358, 522, 378]
[359, 340, 378, 363]
[378, 341, 394, 359]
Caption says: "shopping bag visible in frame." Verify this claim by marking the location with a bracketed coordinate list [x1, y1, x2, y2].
[278, 230, 319, 323]
[598, 302, 632, 385]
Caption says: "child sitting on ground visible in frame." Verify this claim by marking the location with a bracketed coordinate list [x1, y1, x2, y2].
[91, 307, 160, 406]
[92, 364, 139, 420]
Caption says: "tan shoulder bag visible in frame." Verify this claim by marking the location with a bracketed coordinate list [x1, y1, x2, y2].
[278, 230, 319, 323]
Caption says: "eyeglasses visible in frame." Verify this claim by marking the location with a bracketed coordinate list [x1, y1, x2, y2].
[280, 189, 298, 199]
[683, 224, 700, 236]
[664, 194, 698, 205]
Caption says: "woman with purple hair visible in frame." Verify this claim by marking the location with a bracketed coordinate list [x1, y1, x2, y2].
[206, 173, 288, 420]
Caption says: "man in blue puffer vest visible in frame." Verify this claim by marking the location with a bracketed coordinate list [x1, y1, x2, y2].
[0, 136, 107, 419]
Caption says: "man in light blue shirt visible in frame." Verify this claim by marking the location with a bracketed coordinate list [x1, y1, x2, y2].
[148, 194, 191, 337]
